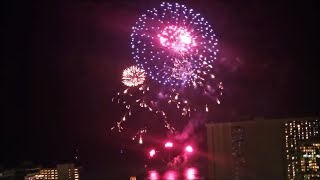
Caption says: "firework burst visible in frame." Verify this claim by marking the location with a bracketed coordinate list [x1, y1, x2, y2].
[111, 2, 223, 143]
[122, 65, 146, 87]
[131, 2, 219, 87]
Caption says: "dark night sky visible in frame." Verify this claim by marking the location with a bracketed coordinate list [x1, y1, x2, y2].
[1, 0, 319, 175]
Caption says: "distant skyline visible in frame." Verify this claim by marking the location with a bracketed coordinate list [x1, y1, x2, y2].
[1, 0, 319, 176]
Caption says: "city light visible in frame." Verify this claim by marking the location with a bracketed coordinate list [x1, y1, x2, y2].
[165, 142, 173, 148]
[185, 145, 193, 153]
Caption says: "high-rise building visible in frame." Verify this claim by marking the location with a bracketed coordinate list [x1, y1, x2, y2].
[206, 117, 319, 180]
[285, 120, 319, 179]
[24, 164, 80, 180]
[298, 140, 320, 179]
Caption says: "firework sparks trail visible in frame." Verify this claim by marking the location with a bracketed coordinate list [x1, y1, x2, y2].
[111, 79, 176, 141]
[111, 84, 149, 133]
[132, 127, 147, 144]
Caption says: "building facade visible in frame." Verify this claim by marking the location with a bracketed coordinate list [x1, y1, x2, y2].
[24, 164, 79, 180]
[285, 119, 319, 179]
[298, 141, 320, 179]
[206, 117, 319, 180]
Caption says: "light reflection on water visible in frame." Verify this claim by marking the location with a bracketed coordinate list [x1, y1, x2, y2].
[147, 167, 199, 180]
[185, 167, 197, 180]
[164, 170, 177, 180]
[149, 170, 160, 180]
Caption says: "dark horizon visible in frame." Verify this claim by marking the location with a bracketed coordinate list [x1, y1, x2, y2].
[1, 0, 319, 176]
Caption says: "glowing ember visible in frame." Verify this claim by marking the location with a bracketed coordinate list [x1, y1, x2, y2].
[164, 142, 173, 148]
[149, 149, 156, 157]
[185, 145, 193, 153]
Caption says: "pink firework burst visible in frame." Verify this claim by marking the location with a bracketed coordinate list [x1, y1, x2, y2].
[158, 25, 196, 52]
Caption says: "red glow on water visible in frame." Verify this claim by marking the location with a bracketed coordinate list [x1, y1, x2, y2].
[148, 170, 159, 180]
[149, 149, 156, 157]
[164, 170, 177, 180]
[185, 145, 193, 153]
[185, 168, 197, 180]
[165, 142, 173, 148]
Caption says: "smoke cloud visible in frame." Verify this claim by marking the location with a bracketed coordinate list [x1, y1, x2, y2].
[174, 113, 207, 141]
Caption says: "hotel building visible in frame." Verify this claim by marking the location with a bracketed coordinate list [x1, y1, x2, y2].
[206, 117, 319, 180]
[24, 164, 79, 180]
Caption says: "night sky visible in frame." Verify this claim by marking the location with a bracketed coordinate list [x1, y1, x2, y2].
[1, 0, 319, 177]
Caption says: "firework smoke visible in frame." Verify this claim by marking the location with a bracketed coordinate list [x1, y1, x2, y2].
[174, 113, 207, 141]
